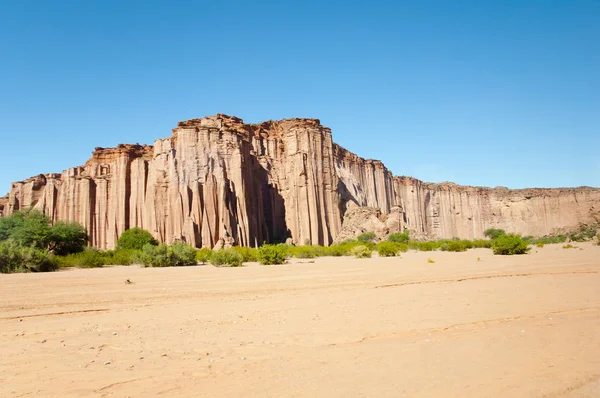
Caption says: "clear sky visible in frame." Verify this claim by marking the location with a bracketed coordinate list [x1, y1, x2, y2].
[1, 0, 598, 193]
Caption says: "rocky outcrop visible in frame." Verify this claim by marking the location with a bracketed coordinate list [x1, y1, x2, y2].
[3, 114, 600, 248]
[333, 203, 404, 244]
[0, 195, 7, 217]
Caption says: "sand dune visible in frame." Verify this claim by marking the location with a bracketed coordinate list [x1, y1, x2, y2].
[1, 243, 599, 397]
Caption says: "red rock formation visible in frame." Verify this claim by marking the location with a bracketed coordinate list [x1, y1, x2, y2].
[393, 177, 600, 239]
[3, 114, 600, 248]
[0, 194, 7, 217]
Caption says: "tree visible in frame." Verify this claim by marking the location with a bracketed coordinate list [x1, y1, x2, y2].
[0, 209, 88, 254]
[48, 221, 88, 255]
[117, 227, 158, 250]
[0, 209, 51, 248]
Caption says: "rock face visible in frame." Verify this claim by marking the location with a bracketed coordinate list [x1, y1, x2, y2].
[0, 195, 7, 217]
[3, 114, 600, 249]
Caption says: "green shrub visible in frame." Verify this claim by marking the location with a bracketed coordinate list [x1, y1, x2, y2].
[351, 245, 372, 258]
[492, 234, 530, 255]
[472, 239, 492, 249]
[195, 247, 213, 264]
[210, 249, 244, 267]
[137, 243, 197, 267]
[0, 241, 56, 273]
[388, 232, 409, 244]
[376, 242, 399, 257]
[427, 258, 435, 264]
[256, 244, 288, 265]
[409, 241, 436, 251]
[440, 240, 468, 252]
[54, 248, 107, 268]
[535, 242, 545, 248]
[357, 232, 376, 243]
[289, 245, 320, 259]
[324, 244, 350, 257]
[232, 246, 258, 262]
[169, 243, 197, 266]
[562, 244, 576, 249]
[20, 246, 57, 272]
[461, 240, 474, 249]
[137, 244, 169, 267]
[116, 228, 158, 251]
[484, 228, 506, 240]
[104, 249, 140, 265]
[340, 239, 358, 245]
[531, 235, 567, 245]
[0, 240, 26, 273]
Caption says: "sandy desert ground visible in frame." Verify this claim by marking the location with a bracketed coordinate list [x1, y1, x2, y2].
[1, 243, 599, 397]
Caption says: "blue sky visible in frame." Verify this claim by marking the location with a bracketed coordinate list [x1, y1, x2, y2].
[1, 0, 598, 193]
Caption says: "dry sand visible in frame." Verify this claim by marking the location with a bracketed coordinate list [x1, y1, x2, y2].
[1, 243, 599, 397]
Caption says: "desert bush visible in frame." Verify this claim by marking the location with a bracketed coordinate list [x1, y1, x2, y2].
[117, 228, 158, 251]
[107, 249, 140, 265]
[440, 240, 468, 252]
[562, 244, 576, 249]
[567, 223, 599, 242]
[324, 244, 350, 257]
[232, 246, 258, 262]
[484, 228, 506, 240]
[289, 245, 320, 259]
[396, 243, 409, 252]
[21, 246, 57, 272]
[357, 232, 376, 243]
[0, 240, 27, 273]
[0, 241, 56, 273]
[461, 240, 474, 249]
[376, 242, 399, 257]
[530, 235, 567, 245]
[256, 244, 288, 265]
[340, 239, 358, 245]
[408, 241, 436, 252]
[491, 234, 530, 255]
[471, 239, 492, 249]
[351, 245, 372, 258]
[388, 232, 409, 244]
[535, 242, 545, 248]
[169, 243, 197, 266]
[137, 243, 197, 267]
[209, 249, 244, 267]
[54, 248, 107, 268]
[137, 244, 169, 267]
[195, 247, 213, 264]
[428, 258, 435, 264]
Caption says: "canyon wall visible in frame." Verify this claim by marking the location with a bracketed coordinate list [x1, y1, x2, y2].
[3, 115, 599, 248]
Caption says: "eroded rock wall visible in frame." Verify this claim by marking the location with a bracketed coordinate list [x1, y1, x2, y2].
[4, 116, 344, 248]
[3, 114, 599, 248]
[394, 177, 600, 239]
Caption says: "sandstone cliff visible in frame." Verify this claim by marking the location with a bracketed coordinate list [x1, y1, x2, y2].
[3, 114, 599, 248]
